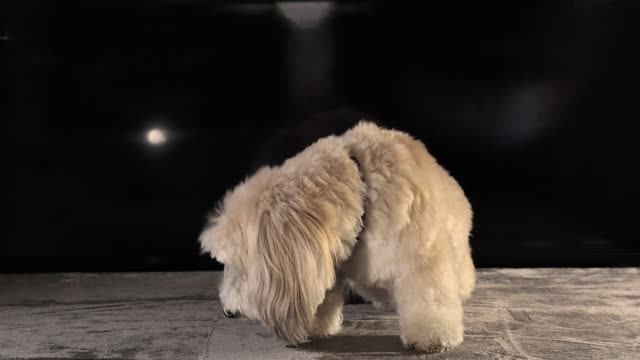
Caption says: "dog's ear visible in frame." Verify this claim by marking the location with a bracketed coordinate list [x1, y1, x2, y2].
[199, 168, 276, 266]
[198, 209, 240, 266]
[198, 212, 226, 261]
[250, 187, 363, 344]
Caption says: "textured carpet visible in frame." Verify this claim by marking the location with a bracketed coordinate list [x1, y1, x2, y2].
[0, 268, 638, 359]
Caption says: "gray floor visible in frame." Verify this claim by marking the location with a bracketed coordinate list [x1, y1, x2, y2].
[1, 268, 638, 359]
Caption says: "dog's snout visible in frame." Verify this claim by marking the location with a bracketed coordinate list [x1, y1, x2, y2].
[223, 309, 241, 319]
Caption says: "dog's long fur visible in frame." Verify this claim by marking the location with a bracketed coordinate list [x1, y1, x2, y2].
[199, 121, 476, 352]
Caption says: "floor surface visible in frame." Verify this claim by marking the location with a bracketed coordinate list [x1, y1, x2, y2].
[1, 268, 638, 359]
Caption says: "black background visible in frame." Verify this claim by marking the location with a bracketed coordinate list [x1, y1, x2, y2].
[3, 1, 639, 272]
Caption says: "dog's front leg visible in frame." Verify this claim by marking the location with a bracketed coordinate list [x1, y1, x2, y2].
[393, 256, 464, 353]
[309, 281, 346, 338]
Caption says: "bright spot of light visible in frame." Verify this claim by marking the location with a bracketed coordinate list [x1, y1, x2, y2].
[147, 128, 167, 145]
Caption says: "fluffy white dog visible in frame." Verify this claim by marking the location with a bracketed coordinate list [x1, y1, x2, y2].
[199, 121, 476, 352]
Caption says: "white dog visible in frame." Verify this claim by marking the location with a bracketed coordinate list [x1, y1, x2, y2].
[199, 121, 476, 352]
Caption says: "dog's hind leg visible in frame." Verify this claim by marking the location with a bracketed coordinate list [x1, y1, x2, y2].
[392, 239, 464, 353]
[309, 279, 346, 338]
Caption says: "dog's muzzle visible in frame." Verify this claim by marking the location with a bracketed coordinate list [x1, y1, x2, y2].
[223, 309, 241, 319]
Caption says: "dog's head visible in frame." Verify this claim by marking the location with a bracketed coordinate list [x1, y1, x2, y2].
[198, 137, 366, 344]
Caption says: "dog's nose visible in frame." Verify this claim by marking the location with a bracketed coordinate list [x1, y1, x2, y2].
[223, 309, 241, 318]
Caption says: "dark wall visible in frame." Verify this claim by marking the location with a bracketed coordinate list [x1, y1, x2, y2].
[3, 1, 639, 271]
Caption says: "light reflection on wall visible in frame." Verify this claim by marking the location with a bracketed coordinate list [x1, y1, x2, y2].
[276, 2, 333, 29]
[430, 83, 558, 150]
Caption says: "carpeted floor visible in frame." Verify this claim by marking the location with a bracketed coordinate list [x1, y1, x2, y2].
[0, 268, 638, 359]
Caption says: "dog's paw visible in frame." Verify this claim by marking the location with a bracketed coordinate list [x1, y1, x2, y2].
[401, 324, 463, 353]
[309, 313, 343, 338]
[308, 323, 341, 338]
[404, 336, 461, 353]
